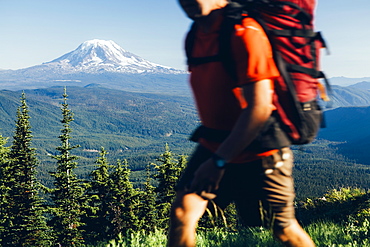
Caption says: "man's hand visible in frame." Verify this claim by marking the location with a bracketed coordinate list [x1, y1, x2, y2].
[190, 158, 225, 199]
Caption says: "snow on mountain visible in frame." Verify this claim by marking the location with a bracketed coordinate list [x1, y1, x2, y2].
[42, 39, 183, 74]
[0, 39, 189, 92]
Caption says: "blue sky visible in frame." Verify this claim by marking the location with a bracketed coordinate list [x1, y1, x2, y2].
[1, 0, 369, 78]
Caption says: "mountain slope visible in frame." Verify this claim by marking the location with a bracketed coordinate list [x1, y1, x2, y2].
[45, 39, 181, 74]
[0, 39, 188, 93]
[329, 85, 370, 107]
[1, 86, 369, 199]
[318, 106, 370, 165]
[348, 81, 370, 90]
[0, 87, 198, 163]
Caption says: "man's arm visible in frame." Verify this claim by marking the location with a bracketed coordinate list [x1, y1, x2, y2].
[190, 78, 274, 193]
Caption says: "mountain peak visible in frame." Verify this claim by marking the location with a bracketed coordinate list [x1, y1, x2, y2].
[78, 39, 127, 53]
[44, 39, 183, 74]
[80, 39, 120, 47]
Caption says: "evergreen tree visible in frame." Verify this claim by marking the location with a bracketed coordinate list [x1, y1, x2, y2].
[152, 144, 187, 228]
[83, 147, 113, 242]
[0, 134, 10, 244]
[108, 159, 140, 238]
[137, 164, 158, 231]
[49, 88, 85, 246]
[0, 93, 50, 246]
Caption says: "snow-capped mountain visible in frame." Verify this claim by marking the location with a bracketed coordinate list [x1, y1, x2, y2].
[43, 39, 182, 74]
[0, 39, 189, 93]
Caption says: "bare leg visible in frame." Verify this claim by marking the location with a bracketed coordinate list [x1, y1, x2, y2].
[274, 219, 316, 247]
[168, 191, 208, 247]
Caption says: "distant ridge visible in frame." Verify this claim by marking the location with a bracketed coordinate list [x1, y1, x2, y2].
[348, 81, 370, 90]
[83, 83, 104, 88]
[329, 76, 370, 86]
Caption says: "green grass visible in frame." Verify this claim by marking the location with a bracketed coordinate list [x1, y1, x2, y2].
[93, 220, 369, 247]
[306, 221, 369, 246]
[87, 188, 370, 246]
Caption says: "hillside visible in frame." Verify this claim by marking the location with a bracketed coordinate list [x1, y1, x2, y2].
[1, 86, 370, 199]
[292, 140, 370, 199]
[329, 85, 370, 107]
[318, 106, 370, 166]
[348, 80, 370, 90]
[0, 87, 198, 167]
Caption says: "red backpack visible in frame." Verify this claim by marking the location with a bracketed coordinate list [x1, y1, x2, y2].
[186, 0, 330, 146]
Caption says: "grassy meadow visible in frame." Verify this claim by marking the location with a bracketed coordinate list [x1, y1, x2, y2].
[92, 220, 368, 246]
[95, 188, 370, 247]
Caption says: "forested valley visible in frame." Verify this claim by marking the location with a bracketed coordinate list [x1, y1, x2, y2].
[0, 87, 369, 246]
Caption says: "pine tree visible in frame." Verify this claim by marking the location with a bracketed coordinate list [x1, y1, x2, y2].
[83, 147, 113, 242]
[49, 88, 85, 246]
[152, 144, 187, 228]
[108, 159, 140, 238]
[0, 134, 10, 244]
[137, 164, 158, 231]
[0, 93, 50, 246]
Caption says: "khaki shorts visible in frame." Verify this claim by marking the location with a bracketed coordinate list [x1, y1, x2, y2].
[176, 145, 296, 229]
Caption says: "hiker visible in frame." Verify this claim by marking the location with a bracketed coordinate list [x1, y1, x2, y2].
[168, 0, 318, 246]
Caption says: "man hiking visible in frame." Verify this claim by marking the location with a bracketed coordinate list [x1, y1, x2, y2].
[168, 0, 317, 246]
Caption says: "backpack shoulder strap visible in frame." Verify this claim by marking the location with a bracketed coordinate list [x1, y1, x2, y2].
[185, 23, 223, 67]
[217, 15, 241, 82]
[185, 5, 244, 72]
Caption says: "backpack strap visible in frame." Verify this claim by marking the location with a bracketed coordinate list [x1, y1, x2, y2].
[250, 9, 329, 141]
[185, 5, 330, 98]
[240, 0, 313, 23]
[185, 23, 224, 66]
[185, 10, 292, 148]
[249, 1, 332, 102]
[186, 2, 330, 144]
[184, 13, 240, 82]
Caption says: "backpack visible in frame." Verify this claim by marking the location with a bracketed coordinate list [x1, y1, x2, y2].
[186, 0, 330, 146]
